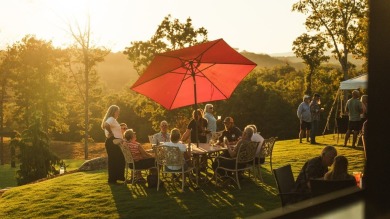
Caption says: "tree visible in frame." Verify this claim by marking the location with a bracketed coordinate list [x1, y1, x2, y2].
[122, 14, 208, 135]
[7, 35, 69, 133]
[292, 33, 329, 95]
[292, 0, 368, 80]
[124, 14, 208, 75]
[0, 48, 18, 165]
[68, 18, 110, 159]
[15, 116, 60, 185]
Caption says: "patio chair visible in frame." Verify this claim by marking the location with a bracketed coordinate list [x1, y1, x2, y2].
[272, 164, 301, 207]
[256, 137, 277, 178]
[214, 141, 258, 189]
[310, 178, 358, 198]
[116, 139, 157, 185]
[155, 145, 195, 191]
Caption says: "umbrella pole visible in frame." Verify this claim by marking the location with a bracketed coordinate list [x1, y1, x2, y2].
[190, 61, 199, 148]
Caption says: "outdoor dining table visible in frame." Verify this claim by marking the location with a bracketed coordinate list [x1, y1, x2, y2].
[189, 143, 228, 186]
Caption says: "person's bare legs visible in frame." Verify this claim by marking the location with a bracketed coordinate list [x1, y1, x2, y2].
[352, 130, 359, 147]
[344, 130, 351, 147]
[306, 130, 310, 142]
[299, 129, 303, 143]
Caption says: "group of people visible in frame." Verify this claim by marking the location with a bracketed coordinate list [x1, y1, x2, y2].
[293, 145, 356, 202]
[297, 90, 368, 147]
[101, 104, 267, 185]
[343, 90, 368, 148]
[297, 93, 324, 144]
[101, 105, 157, 184]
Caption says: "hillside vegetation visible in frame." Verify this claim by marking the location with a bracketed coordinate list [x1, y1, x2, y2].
[98, 51, 364, 91]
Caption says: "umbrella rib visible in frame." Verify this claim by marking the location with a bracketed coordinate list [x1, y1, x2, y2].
[167, 67, 193, 109]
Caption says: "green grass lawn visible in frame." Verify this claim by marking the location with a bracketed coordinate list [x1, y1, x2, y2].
[0, 134, 365, 218]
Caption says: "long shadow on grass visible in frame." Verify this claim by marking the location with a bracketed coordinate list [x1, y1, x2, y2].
[109, 169, 280, 218]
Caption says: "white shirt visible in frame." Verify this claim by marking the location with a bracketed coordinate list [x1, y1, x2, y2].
[104, 117, 122, 139]
[251, 133, 265, 156]
[153, 132, 171, 145]
[163, 142, 187, 170]
[204, 112, 217, 132]
[297, 101, 312, 122]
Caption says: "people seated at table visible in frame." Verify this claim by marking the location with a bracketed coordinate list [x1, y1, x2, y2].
[218, 117, 242, 145]
[246, 124, 265, 164]
[203, 103, 217, 143]
[123, 129, 156, 182]
[152, 120, 171, 145]
[293, 145, 337, 201]
[164, 128, 191, 170]
[182, 109, 208, 144]
[324, 155, 354, 180]
[212, 126, 254, 176]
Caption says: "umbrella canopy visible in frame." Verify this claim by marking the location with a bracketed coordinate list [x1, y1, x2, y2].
[131, 39, 257, 110]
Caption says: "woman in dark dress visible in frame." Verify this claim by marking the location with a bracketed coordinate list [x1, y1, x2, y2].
[181, 109, 208, 144]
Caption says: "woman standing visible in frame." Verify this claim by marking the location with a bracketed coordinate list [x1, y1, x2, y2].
[182, 109, 208, 144]
[203, 104, 217, 143]
[101, 105, 125, 184]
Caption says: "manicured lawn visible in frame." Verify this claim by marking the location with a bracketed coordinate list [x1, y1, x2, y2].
[0, 134, 365, 218]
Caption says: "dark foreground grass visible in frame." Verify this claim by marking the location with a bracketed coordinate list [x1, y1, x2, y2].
[0, 134, 365, 218]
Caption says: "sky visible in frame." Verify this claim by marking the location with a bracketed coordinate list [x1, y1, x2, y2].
[0, 0, 307, 55]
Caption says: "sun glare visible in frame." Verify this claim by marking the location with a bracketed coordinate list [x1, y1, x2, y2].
[1, 0, 306, 54]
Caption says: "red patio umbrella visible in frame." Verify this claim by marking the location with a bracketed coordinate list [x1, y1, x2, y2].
[130, 39, 257, 110]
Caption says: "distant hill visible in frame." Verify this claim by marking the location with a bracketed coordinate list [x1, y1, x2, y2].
[271, 53, 365, 71]
[242, 52, 305, 70]
[96, 51, 365, 90]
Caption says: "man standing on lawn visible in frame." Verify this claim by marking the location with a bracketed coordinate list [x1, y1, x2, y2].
[310, 93, 324, 144]
[344, 90, 363, 148]
[297, 95, 312, 143]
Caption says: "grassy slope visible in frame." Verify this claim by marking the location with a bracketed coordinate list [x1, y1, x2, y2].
[0, 134, 365, 218]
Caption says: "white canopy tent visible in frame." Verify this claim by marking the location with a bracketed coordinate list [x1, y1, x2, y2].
[323, 74, 368, 139]
[339, 74, 368, 90]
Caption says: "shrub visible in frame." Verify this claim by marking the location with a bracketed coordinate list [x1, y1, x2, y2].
[15, 117, 60, 185]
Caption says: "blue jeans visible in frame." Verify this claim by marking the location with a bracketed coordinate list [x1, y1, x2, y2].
[310, 120, 319, 143]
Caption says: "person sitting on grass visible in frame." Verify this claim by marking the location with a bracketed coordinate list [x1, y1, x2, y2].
[123, 129, 156, 182]
[324, 155, 354, 180]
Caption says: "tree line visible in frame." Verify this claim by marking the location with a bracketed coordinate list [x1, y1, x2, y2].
[0, 35, 354, 143]
[0, 0, 367, 161]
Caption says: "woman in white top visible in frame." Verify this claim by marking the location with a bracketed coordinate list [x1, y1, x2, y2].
[101, 105, 125, 184]
[203, 104, 217, 143]
[246, 124, 265, 164]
